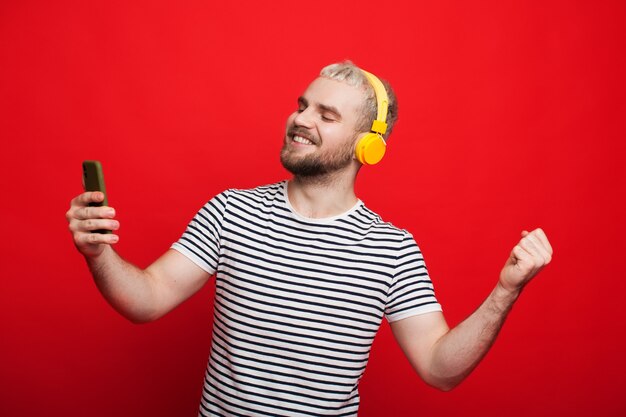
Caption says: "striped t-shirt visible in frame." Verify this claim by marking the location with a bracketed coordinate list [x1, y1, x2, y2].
[171, 181, 441, 417]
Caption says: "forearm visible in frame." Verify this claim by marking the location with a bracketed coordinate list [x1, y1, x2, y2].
[85, 245, 160, 323]
[427, 283, 520, 390]
[68, 192, 207, 322]
[392, 229, 552, 391]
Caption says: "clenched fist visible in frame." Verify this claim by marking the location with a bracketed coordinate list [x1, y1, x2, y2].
[499, 228, 553, 293]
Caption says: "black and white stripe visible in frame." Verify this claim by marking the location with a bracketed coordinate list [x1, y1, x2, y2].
[172, 182, 441, 416]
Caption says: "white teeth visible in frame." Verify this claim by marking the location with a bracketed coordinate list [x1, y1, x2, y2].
[293, 135, 313, 145]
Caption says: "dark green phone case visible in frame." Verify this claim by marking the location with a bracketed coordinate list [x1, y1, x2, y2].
[82, 160, 110, 233]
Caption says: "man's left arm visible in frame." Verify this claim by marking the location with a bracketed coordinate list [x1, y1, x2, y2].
[390, 228, 553, 391]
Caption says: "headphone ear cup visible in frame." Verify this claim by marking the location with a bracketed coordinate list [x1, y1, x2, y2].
[355, 133, 386, 165]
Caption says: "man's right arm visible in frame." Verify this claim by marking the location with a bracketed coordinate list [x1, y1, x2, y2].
[67, 191, 210, 323]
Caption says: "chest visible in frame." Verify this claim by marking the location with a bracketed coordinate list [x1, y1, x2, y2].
[215, 207, 395, 334]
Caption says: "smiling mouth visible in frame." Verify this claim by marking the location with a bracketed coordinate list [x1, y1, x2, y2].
[287, 126, 318, 146]
[292, 135, 315, 145]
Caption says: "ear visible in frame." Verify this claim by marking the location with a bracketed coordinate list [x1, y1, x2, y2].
[352, 132, 369, 160]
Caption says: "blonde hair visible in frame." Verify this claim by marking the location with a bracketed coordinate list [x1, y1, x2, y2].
[320, 61, 398, 139]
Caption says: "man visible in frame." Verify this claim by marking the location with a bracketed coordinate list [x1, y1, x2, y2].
[66, 62, 553, 416]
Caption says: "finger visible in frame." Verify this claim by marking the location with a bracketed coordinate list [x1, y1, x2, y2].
[74, 205, 116, 221]
[76, 218, 120, 232]
[77, 231, 119, 245]
[524, 233, 552, 264]
[510, 244, 531, 267]
[531, 228, 553, 256]
[521, 230, 529, 237]
[525, 231, 552, 262]
[510, 237, 534, 259]
[510, 244, 522, 262]
[519, 235, 550, 266]
[71, 191, 106, 207]
[68, 217, 119, 234]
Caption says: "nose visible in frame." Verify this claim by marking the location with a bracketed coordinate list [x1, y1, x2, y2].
[292, 107, 314, 129]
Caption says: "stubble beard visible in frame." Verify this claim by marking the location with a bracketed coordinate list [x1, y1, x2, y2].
[280, 132, 356, 181]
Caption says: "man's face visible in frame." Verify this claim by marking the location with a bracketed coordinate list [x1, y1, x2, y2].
[281, 77, 366, 178]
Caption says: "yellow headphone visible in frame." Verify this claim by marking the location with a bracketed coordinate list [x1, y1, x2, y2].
[355, 69, 389, 165]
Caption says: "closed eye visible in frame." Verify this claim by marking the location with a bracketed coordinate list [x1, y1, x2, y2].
[318, 104, 341, 122]
[297, 97, 307, 113]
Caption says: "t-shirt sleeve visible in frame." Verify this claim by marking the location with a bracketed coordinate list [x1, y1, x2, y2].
[170, 190, 230, 275]
[385, 232, 442, 323]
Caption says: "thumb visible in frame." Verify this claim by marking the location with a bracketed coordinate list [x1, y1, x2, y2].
[521, 230, 529, 238]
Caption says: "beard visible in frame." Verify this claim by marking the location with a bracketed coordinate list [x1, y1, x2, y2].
[280, 130, 355, 179]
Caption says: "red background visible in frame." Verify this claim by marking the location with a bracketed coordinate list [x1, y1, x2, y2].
[1, 1, 625, 416]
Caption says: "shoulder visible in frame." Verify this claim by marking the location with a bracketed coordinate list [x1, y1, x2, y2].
[221, 181, 285, 205]
[227, 181, 285, 200]
[207, 181, 285, 206]
[203, 182, 289, 220]
[341, 203, 417, 247]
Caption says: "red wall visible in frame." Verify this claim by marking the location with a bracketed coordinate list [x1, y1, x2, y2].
[1, 1, 625, 416]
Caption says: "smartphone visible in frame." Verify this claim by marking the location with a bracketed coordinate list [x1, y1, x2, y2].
[82, 160, 111, 233]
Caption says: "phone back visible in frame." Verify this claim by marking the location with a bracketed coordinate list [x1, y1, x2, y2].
[82, 160, 108, 207]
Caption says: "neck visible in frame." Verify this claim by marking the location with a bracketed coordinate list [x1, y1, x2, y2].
[287, 170, 359, 219]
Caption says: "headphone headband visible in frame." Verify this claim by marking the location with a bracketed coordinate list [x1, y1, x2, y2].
[354, 68, 390, 166]
[360, 69, 389, 135]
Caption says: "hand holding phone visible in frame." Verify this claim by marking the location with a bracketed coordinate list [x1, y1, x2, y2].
[67, 160, 119, 258]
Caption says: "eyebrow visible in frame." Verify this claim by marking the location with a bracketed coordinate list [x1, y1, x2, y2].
[298, 96, 342, 120]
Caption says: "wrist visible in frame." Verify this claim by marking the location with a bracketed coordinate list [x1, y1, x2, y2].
[483, 283, 520, 317]
[495, 280, 522, 303]
[84, 244, 113, 268]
